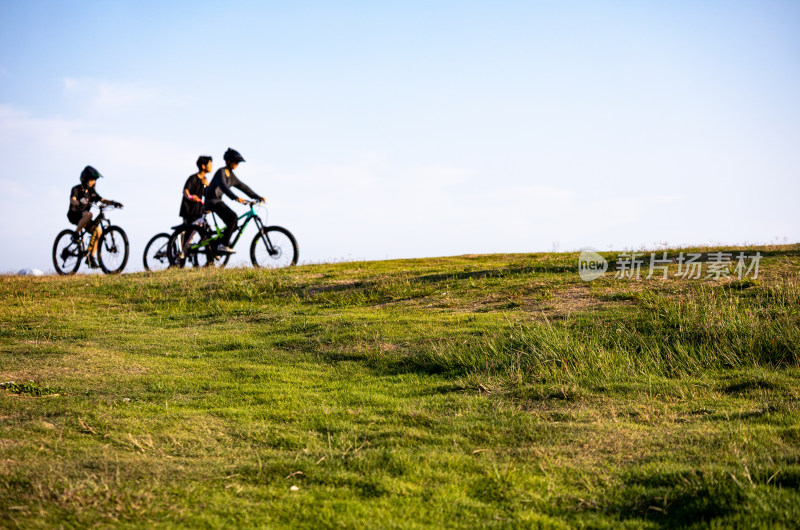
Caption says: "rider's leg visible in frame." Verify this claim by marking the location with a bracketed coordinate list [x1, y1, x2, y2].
[76, 211, 93, 233]
[207, 201, 238, 246]
[88, 225, 103, 257]
[179, 217, 198, 258]
[179, 216, 191, 254]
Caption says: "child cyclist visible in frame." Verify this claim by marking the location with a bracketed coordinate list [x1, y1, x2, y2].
[203, 148, 265, 254]
[67, 166, 123, 268]
[180, 155, 212, 225]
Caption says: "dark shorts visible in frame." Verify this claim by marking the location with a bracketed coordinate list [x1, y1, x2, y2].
[67, 210, 84, 225]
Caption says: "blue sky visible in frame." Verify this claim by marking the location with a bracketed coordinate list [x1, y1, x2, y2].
[1, 1, 799, 272]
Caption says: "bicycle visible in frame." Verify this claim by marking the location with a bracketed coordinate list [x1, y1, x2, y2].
[168, 201, 298, 269]
[52, 204, 129, 275]
[143, 231, 179, 272]
[144, 212, 221, 271]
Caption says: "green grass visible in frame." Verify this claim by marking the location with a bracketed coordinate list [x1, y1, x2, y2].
[1, 246, 799, 528]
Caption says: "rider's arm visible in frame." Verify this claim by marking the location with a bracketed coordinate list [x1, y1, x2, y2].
[183, 175, 205, 203]
[184, 189, 203, 203]
[70, 185, 87, 209]
[95, 187, 121, 207]
[229, 175, 261, 201]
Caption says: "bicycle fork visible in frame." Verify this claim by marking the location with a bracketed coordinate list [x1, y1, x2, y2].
[253, 219, 274, 255]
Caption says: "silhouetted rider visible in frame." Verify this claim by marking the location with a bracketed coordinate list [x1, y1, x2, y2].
[180, 155, 212, 225]
[67, 166, 122, 268]
[203, 148, 265, 254]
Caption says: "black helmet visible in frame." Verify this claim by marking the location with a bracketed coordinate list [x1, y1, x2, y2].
[80, 165, 103, 185]
[223, 148, 245, 164]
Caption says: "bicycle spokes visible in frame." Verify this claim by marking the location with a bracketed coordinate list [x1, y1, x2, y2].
[250, 226, 297, 268]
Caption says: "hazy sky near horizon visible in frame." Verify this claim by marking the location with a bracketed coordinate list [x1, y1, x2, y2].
[1, 1, 799, 273]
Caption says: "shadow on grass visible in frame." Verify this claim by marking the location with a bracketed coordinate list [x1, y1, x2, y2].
[720, 378, 781, 395]
[297, 264, 577, 301]
[413, 264, 576, 284]
[610, 468, 800, 528]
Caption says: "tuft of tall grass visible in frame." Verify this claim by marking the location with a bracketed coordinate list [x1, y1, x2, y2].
[418, 282, 800, 384]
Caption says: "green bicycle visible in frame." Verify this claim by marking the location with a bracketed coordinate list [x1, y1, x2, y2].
[167, 201, 298, 269]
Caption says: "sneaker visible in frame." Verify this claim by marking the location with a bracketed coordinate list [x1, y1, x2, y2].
[88, 256, 100, 269]
[216, 244, 235, 254]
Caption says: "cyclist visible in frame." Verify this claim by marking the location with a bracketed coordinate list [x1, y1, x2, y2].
[67, 165, 122, 267]
[204, 148, 265, 254]
[180, 155, 212, 225]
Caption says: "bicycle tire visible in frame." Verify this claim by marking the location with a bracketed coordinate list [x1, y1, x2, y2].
[98, 225, 129, 274]
[168, 225, 202, 268]
[52, 229, 82, 275]
[250, 226, 298, 268]
[143, 232, 173, 272]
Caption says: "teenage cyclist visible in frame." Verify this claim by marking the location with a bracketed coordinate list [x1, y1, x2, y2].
[67, 166, 122, 267]
[176, 156, 212, 260]
[204, 148, 265, 254]
[180, 155, 212, 225]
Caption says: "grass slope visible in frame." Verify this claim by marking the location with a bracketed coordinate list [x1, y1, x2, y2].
[2, 246, 799, 528]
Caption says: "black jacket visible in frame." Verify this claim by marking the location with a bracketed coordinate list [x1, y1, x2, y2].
[204, 168, 260, 203]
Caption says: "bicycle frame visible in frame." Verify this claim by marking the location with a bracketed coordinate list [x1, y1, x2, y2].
[188, 204, 266, 251]
[91, 212, 112, 233]
[79, 207, 113, 252]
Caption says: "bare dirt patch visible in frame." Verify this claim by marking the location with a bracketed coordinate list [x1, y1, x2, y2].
[522, 285, 614, 318]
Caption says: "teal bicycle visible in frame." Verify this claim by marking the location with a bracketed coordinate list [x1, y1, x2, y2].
[167, 201, 298, 269]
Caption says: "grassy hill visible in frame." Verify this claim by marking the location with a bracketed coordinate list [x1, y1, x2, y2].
[2, 247, 799, 528]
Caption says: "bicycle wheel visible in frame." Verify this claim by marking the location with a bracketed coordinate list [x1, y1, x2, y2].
[143, 232, 173, 272]
[52, 229, 82, 275]
[168, 225, 198, 268]
[97, 225, 129, 274]
[250, 226, 298, 268]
